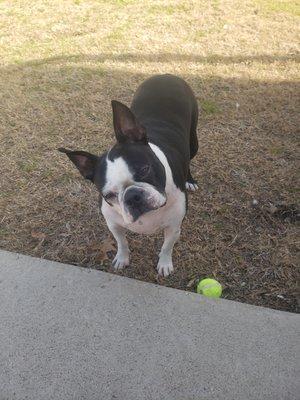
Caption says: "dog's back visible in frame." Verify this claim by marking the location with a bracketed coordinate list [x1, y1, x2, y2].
[131, 74, 198, 190]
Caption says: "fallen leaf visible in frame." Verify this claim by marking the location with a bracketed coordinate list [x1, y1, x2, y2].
[31, 231, 46, 240]
[93, 237, 116, 262]
[187, 278, 197, 288]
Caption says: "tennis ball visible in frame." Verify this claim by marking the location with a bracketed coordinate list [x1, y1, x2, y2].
[197, 278, 222, 298]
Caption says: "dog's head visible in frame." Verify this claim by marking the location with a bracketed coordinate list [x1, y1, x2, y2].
[59, 101, 166, 223]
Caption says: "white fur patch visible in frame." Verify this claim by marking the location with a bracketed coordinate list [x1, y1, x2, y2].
[112, 252, 130, 269]
[185, 182, 198, 191]
[103, 156, 133, 195]
[157, 256, 174, 276]
[149, 143, 175, 195]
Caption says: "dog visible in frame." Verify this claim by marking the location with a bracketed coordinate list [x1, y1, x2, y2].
[59, 74, 198, 276]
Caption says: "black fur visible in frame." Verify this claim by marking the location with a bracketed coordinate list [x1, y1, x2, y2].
[58, 148, 99, 182]
[131, 74, 198, 191]
[59, 74, 198, 196]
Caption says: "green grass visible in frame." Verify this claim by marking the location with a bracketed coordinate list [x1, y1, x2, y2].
[211, 0, 220, 10]
[193, 30, 206, 40]
[18, 161, 38, 173]
[0, 228, 9, 237]
[256, 0, 300, 16]
[105, 23, 130, 43]
[201, 100, 220, 115]
[286, 187, 300, 193]
[114, 0, 134, 4]
[269, 146, 285, 155]
[149, 4, 189, 15]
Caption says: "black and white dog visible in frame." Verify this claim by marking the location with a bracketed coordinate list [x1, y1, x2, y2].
[59, 74, 198, 276]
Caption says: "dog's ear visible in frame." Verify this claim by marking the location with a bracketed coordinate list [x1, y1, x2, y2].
[58, 148, 98, 182]
[111, 100, 147, 144]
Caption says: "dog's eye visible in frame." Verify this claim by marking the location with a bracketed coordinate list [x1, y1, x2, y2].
[103, 192, 117, 204]
[139, 165, 150, 177]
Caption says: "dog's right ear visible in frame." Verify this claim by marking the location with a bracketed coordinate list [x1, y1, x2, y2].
[111, 100, 147, 144]
[58, 148, 99, 182]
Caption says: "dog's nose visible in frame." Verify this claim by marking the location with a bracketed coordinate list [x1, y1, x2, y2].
[124, 188, 143, 207]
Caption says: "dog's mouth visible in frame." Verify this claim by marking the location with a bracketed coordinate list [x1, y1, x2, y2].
[131, 199, 166, 222]
[121, 185, 166, 223]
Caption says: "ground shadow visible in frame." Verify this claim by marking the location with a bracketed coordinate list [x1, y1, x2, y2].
[20, 52, 300, 67]
[0, 54, 299, 312]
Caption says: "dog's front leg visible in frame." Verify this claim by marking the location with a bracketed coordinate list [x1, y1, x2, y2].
[157, 225, 181, 277]
[107, 222, 130, 270]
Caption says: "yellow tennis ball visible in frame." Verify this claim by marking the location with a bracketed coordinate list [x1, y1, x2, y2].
[197, 278, 222, 298]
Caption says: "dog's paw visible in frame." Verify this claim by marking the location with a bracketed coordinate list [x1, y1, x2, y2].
[185, 181, 198, 191]
[157, 257, 174, 277]
[112, 253, 129, 270]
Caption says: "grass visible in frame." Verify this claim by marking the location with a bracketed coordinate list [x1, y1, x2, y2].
[269, 145, 285, 156]
[256, 0, 300, 16]
[0, 0, 299, 312]
[149, 4, 189, 14]
[18, 161, 38, 173]
[201, 100, 220, 115]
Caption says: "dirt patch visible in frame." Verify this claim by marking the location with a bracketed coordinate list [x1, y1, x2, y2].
[0, 0, 299, 312]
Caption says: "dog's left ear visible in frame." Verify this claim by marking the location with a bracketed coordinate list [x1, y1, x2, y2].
[111, 100, 147, 144]
[58, 148, 98, 182]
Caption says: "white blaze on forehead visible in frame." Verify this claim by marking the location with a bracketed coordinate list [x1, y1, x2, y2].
[103, 156, 133, 193]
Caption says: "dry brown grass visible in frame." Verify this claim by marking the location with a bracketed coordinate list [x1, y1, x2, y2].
[0, 0, 299, 312]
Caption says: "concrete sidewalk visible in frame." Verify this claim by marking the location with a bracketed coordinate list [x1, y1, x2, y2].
[0, 250, 299, 400]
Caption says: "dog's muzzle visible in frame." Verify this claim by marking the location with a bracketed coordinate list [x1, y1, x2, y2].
[123, 185, 166, 222]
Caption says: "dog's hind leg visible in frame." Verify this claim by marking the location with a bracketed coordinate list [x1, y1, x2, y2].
[186, 102, 199, 191]
[185, 170, 198, 191]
